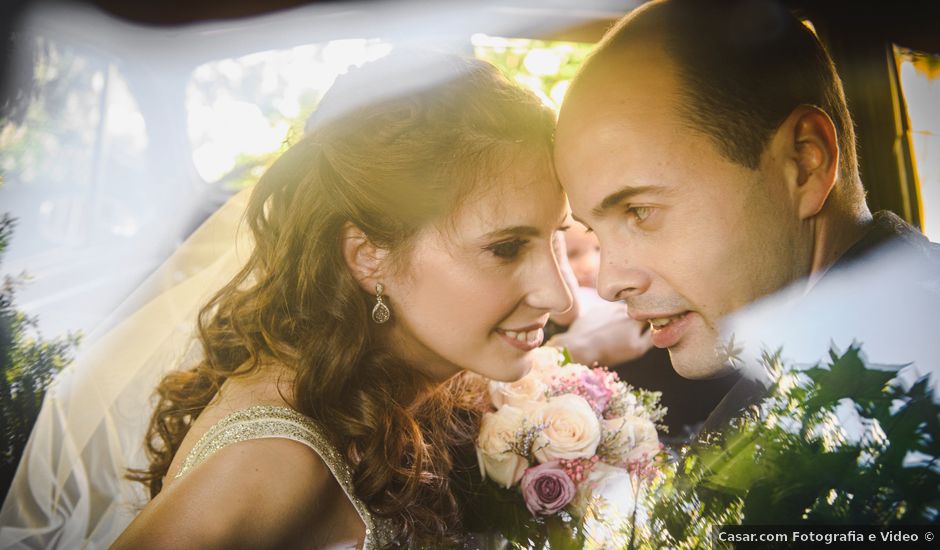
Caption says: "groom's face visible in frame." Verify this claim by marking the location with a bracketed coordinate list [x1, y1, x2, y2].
[555, 53, 804, 379]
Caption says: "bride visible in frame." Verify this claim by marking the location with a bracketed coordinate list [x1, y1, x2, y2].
[108, 53, 573, 548]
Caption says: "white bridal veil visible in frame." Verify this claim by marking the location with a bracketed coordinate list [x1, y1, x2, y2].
[0, 189, 252, 549]
[0, 44, 498, 550]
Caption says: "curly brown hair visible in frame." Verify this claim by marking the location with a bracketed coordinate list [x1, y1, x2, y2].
[129, 53, 556, 546]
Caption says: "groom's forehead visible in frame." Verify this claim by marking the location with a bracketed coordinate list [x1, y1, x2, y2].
[558, 64, 687, 165]
[557, 105, 690, 196]
[563, 44, 679, 115]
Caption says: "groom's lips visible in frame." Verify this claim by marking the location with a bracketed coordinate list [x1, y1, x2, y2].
[631, 311, 693, 349]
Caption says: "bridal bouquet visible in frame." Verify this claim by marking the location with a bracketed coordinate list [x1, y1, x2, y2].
[473, 346, 666, 536]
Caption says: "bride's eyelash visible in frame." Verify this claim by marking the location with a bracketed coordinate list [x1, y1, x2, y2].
[485, 239, 529, 259]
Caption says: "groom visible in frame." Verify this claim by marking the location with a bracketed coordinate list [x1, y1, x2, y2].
[555, 0, 939, 428]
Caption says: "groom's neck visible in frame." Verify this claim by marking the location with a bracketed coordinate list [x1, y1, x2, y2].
[809, 202, 874, 279]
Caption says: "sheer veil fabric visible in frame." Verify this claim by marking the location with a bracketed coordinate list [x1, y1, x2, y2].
[0, 189, 253, 549]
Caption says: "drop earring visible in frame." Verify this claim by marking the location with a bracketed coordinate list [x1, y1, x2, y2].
[372, 283, 390, 324]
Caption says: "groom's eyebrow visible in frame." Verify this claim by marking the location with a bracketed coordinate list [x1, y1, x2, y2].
[591, 185, 668, 217]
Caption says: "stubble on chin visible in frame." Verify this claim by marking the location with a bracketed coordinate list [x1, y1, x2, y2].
[669, 327, 731, 380]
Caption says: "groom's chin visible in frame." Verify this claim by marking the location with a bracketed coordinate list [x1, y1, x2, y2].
[667, 338, 732, 380]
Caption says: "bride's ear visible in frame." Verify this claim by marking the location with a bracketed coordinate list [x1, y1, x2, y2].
[342, 222, 389, 292]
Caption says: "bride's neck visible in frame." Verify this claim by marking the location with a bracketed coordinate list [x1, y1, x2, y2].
[378, 327, 461, 384]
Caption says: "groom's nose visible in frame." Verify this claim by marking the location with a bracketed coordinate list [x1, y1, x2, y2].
[597, 247, 651, 302]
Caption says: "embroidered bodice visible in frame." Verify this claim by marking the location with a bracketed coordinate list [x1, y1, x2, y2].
[175, 405, 395, 548]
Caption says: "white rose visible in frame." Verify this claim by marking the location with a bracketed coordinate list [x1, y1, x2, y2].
[532, 394, 601, 462]
[489, 372, 548, 411]
[476, 406, 529, 488]
[570, 462, 635, 519]
[618, 392, 644, 418]
[602, 416, 660, 464]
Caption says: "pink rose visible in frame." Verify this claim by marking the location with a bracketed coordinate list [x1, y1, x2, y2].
[520, 461, 577, 516]
[579, 370, 614, 412]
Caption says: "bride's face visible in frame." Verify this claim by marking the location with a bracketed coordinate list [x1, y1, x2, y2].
[382, 162, 573, 382]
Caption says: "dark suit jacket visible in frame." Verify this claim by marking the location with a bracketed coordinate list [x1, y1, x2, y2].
[699, 211, 940, 434]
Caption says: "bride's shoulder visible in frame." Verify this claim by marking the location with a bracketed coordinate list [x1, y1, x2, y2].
[163, 368, 296, 478]
[116, 423, 335, 549]
[116, 420, 335, 548]
[115, 367, 343, 549]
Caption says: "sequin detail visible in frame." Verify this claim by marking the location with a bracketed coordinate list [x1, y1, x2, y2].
[176, 405, 395, 548]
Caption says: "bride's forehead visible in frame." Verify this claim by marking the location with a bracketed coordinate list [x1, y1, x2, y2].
[449, 177, 566, 230]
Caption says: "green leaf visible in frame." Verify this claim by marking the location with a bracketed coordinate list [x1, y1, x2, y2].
[699, 433, 766, 495]
[803, 346, 897, 416]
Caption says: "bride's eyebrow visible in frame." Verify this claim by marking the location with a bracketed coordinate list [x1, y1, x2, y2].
[480, 226, 541, 241]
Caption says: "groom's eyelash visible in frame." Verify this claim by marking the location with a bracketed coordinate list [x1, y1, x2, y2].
[625, 205, 654, 223]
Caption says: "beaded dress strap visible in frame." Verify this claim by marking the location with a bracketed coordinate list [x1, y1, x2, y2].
[175, 405, 392, 547]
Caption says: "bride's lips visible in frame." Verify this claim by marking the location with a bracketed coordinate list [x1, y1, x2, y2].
[495, 323, 545, 352]
[632, 311, 693, 349]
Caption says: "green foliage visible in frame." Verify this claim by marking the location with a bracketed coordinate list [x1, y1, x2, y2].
[802, 347, 896, 418]
[0, 212, 81, 501]
[1, 36, 106, 188]
[457, 477, 587, 550]
[473, 37, 593, 112]
[187, 55, 321, 190]
[642, 346, 940, 548]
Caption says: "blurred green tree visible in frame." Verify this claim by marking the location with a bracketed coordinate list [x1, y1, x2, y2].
[641, 347, 940, 549]
[0, 208, 81, 502]
[473, 36, 593, 112]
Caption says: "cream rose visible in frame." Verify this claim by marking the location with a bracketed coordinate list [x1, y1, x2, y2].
[557, 362, 590, 379]
[532, 394, 601, 463]
[570, 462, 635, 519]
[489, 373, 548, 411]
[476, 405, 528, 488]
[602, 415, 660, 464]
[528, 346, 566, 383]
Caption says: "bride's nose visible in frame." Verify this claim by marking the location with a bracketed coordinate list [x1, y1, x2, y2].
[525, 253, 574, 315]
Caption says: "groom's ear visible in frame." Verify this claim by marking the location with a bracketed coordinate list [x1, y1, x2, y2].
[775, 105, 840, 220]
[342, 222, 389, 293]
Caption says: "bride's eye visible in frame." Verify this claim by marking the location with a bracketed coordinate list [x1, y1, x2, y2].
[486, 239, 528, 259]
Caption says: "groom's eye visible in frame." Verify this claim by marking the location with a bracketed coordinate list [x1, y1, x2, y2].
[626, 206, 654, 224]
[486, 239, 528, 259]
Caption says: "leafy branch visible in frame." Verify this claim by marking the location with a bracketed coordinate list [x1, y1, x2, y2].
[641, 345, 939, 549]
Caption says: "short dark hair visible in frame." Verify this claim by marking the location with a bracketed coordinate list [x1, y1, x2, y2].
[575, 0, 859, 188]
